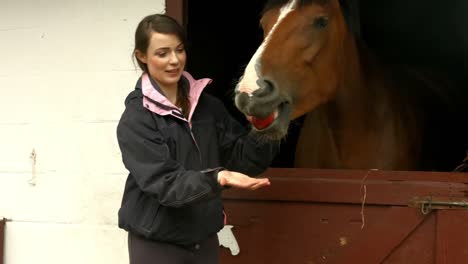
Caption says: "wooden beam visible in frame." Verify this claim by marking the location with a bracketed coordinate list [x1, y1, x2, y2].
[223, 168, 468, 206]
[165, 0, 186, 26]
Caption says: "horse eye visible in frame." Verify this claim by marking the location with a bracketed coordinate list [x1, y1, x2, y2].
[314, 17, 329, 29]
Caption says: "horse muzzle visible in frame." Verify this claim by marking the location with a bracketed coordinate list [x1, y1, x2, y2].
[234, 78, 292, 139]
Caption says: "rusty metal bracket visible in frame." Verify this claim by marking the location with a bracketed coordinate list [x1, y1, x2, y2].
[409, 197, 468, 215]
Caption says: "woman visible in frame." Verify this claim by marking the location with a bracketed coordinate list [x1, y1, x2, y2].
[116, 14, 278, 264]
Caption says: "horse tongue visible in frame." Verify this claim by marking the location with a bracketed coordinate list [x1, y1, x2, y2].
[251, 113, 275, 130]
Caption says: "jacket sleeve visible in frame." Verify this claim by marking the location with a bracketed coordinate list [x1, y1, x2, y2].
[216, 102, 280, 176]
[117, 100, 223, 208]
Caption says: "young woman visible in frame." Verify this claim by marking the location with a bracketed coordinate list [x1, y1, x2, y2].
[116, 14, 279, 264]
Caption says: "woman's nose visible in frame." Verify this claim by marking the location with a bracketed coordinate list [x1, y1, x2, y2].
[169, 52, 180, 64]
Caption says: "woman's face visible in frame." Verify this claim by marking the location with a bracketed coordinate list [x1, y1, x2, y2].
[137, 31, 186, 89]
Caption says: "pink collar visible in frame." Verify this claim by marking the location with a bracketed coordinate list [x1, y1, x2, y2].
[141, 71, 212, 122]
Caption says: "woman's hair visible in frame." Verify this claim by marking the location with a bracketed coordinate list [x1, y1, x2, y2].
[134, 14, 187, 72]
[134, 14, 190, 118]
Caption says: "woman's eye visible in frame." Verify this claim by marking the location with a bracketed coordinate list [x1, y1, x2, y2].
[156, 52, 167, 57]
[314, 17, 329, 29]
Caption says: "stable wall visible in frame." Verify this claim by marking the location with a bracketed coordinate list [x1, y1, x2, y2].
[0, 0, 165, 263]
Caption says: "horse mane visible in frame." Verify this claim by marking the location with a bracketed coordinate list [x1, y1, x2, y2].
[338, 0, 361, 36]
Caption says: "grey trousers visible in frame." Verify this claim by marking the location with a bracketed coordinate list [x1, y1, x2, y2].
[128, 232, 220, 264]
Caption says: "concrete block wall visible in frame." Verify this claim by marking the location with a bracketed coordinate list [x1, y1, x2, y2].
[0, 0, 165, 263]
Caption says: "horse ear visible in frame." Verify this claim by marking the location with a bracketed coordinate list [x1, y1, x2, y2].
[338, 0, 361, 36]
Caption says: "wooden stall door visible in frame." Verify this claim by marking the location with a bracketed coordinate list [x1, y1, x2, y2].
[220, 169, 468, 264]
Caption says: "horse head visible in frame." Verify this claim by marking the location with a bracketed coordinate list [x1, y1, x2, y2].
[234, 0, 357, 140]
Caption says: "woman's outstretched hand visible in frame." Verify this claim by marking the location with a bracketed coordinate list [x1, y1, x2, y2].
[217, 170, 270, 190]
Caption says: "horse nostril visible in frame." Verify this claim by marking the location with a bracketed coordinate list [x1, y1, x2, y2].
[253, 78, 276, 98]
[235, 78, 281, 118]
[235, 92, 250, 111]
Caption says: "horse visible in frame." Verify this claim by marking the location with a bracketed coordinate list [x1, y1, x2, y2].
[234, 0, 453, 170]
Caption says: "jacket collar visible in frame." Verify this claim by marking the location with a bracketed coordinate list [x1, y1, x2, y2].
[141, 71, 212, 122]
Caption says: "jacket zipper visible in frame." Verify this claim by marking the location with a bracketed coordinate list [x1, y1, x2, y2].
[187, 121, 203, 166]
[167, 111, 203, 167]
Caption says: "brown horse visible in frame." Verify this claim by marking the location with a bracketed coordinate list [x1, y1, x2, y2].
[234, 0, 444, 170]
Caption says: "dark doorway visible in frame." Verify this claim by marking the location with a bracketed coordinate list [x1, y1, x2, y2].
[183, 0, 301, 168]
[173, 1, 468, 170]
[184, 0, 265, 123]
[358, 0, 468, 171]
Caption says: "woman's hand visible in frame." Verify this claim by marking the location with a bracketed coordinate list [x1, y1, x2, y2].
[217, 170, 270, 190]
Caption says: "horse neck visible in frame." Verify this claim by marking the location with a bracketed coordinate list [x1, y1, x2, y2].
[317, 37, 420, 169]
[331, 37, 394, 130]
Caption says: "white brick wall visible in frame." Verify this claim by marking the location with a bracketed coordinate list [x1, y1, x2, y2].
[0, 0, 165, 263]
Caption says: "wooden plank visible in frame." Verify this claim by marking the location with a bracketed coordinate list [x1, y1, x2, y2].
[382, 213, 436, 263]
[219, 169, 468, 263]
[223, 168, 468, 206]
[436, 210, 468, 264]
[255, 168, 468, 182]
[164, 0, 186, 26]
[327, 207, 428, 264]
[221, 200, 434, 263]
[221, 201, 393, 263]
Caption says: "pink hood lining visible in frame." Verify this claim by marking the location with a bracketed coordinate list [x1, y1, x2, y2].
[141, 71, 212, 122]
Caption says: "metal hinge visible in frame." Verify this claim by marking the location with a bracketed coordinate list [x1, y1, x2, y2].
[409, 196, 468, 215]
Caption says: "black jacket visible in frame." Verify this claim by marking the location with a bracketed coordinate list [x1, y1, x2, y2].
[116, 72, 278, 246]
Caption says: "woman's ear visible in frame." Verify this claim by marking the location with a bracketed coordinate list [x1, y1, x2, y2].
[135, 50, 147, 64]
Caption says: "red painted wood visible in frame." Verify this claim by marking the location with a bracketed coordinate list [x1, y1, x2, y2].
[328, 207, 427, 263]
[435, 210, 468, 264]
[252, 168, 468, 182]
[223, 169, 468, 206]
[220, 168, 468, 263]
[165, 0, 186, 26]
[220, 201, 434, 263]
[221, 201, 393, 263]
[383, 213, 436, 264]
